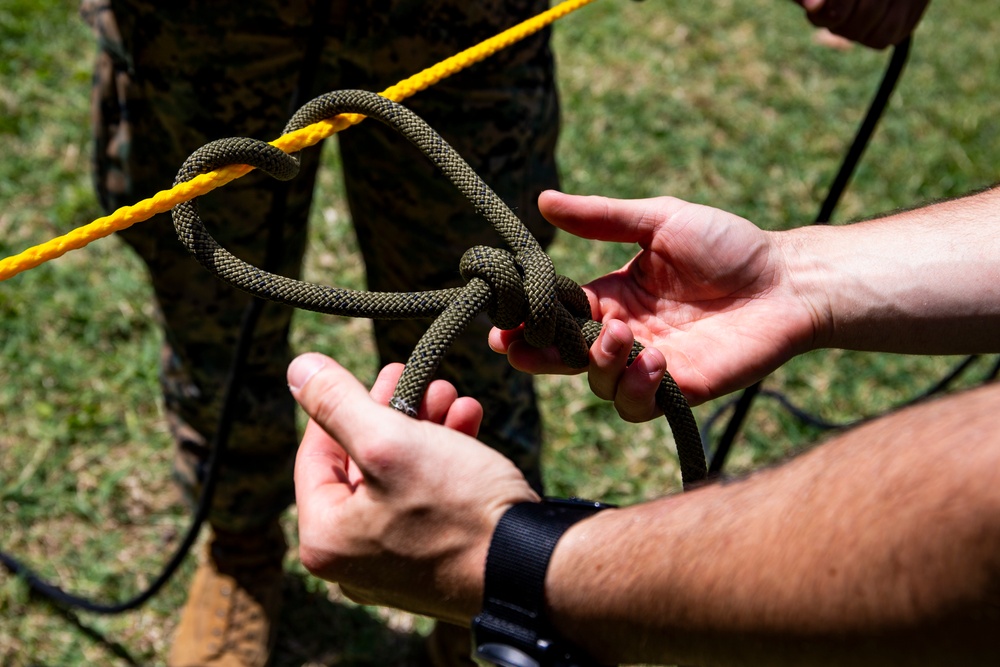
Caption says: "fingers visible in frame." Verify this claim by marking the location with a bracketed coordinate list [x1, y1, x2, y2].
[808, 0, 885, 47]
[490, 325, 589, 376]
[590, 321, 667, 423]
[802, 0, 855, 27]
[424, 382, 483, 437]
[292, 355, 483, 453]
[488, 325, 522, 355]
[493, 320, 669, 422]
[615, 348, 667, 422]
[798, 0, 928, 49]
[862, 0, 929, 49]
[289, 352, 404, 472]
[371, 362, 483, 436]
[507, 338, 587, 375]
[537, 190, 687, 245]
[419, 376, 459, 422]
[370, 363, 406, 404]
[338, 583, 378, 608]
[372, 362, 454, 420]
[587, 320, 635, 400]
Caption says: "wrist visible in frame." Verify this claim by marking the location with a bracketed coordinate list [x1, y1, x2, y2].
[451, 498, 533, 625]
[473, 498, 615, 666]
[774, 207, 1000, 355]
[772, 226, 839, 353]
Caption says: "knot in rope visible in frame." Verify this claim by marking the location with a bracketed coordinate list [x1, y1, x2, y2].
[170, 89, 707, 489]
[459, 246, 591, 369]
[459, 246, 524, 330]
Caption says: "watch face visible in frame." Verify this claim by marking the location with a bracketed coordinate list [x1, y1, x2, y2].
[474, 643, 541, 667]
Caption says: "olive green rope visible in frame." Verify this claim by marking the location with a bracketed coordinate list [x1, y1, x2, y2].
[172, 89, 707, 489]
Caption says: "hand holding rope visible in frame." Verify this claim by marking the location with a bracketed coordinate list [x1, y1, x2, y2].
[172, 90, 708, 489]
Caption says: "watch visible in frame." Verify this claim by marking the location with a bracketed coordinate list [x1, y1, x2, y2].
[472, 497, 615, 667]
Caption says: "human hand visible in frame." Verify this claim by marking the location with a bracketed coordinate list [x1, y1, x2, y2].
[793, 0, 930, 49]
[491, 191, 823, 416]
[290, 353, 539, 625]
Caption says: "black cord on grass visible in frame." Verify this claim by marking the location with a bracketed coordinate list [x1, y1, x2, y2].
[0, 298, 257, 612]
[0, 0, 334, 613]
[706, 354, 999, 473]
[708, 37, 913, 474]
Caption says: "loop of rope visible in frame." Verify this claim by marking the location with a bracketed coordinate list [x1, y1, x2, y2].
[172, 89, 707, 489]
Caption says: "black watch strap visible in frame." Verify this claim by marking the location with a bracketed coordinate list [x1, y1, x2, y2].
[473, 498, 613, 667]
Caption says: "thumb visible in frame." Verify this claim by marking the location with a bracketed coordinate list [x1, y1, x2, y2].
[288, 352, 399, 466]
[537, 190, 687, 245]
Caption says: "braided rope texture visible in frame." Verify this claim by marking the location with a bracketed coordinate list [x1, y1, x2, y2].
[0, 0, 599, 281]
[173, 89, 707, 489]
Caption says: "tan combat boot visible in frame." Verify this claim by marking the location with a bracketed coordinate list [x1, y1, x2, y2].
[168, 522, 286, 667]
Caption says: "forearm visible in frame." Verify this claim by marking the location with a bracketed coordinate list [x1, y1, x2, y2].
[543, 383, 1000, 666]
[777, 185, 1000, 354]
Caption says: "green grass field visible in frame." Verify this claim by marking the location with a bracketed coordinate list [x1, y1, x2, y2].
[1, 0, 997, 664]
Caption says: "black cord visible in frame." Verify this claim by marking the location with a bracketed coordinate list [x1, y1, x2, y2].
[0, 0, 333, 613]
[987, 357, 1000, 382]
[0, 293, 261, 613]
[816, 38, 912, 225]
[707, 382, 760, 475]
[708, 36, 913, 475]
[702, 354, 997, 457]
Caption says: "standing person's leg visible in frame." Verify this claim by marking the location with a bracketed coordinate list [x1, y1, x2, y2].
[334, 3, 560, 664]
[87, 1, 332, 664]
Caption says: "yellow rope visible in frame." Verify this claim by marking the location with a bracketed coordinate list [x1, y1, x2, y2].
[0, 0, 598, 282]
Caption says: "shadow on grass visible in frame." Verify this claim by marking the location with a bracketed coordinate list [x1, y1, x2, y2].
[24, 572, 424, 667]
[38, 599, 141, 666]
[272, 574, 424, 667]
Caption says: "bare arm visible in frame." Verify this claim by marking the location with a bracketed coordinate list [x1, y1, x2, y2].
[495, 185, 1000, 417]
[290, 356, 1000, 666]
[783, 185, 1000, 354]
[547, 382, 1000, 666]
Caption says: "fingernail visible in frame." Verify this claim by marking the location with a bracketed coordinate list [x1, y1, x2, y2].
[288, 353, 329, 393]
[637, 351, 665, 379]
[600, 329, 624, 356]
[488, 328, 505, 353]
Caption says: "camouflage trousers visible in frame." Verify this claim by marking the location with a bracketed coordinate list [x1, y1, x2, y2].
[84, 0, 560, 532]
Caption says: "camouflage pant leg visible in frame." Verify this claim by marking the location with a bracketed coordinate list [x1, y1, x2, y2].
[88, 0, 327, 531]
[332, 1, 560, 489]
[86, 0, 560, 529]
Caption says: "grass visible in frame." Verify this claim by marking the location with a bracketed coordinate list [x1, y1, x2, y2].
[1, 0, 998, 664]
